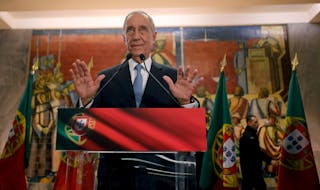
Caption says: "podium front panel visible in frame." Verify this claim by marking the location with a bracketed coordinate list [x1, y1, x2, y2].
[57, 108, 207, 152]
[55, 108, 206, 189]
[54, 151, 199, 190]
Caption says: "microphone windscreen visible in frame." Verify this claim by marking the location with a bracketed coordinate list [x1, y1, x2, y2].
[139, 54, 145, 61]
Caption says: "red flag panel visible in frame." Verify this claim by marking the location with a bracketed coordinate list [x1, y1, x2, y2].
[57, 108, 207, 152]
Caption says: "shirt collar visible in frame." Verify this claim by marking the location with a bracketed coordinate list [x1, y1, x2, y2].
[128, 56, 152, 72]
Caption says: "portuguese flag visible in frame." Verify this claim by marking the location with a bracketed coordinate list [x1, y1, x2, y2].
[277, 70, 320, 190]
[199, 72, 239, 190]
[53, 151, 96, 190]
[0, 73, 33, 190]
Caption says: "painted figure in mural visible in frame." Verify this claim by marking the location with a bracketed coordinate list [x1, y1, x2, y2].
[248, 87, 283, 176]
[26, 56, 56, 180]
[229, 85, 248, 149]
[257, 35, 283, 92]
[240, 115, 277, 190]
[233, 41, 248, 94]
[195, 86, 214, 129]
[26, 55, 75, 184]
[249, 87, 280, 127]
[231, 112, 244, 181]
[228, 85, 249, 182]
[152, 34, 176, 66]
[70, 11, 202, 190]
[229, 85, 249, 124]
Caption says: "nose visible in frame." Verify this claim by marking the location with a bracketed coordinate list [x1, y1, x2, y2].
[132, 29, 141, 39]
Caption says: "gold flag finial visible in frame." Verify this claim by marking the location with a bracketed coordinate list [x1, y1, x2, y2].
[291, 53, 299, 71]
[31, 57, 39, 74]
[220, 53, 227, 72]
[88, 56, 94, 72]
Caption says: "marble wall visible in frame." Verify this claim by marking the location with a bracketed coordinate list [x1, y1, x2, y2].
[288, 23, 320, 181]
[0, 30, 31, 154]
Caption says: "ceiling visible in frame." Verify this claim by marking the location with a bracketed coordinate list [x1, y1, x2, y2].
[0, 0, 320, 29]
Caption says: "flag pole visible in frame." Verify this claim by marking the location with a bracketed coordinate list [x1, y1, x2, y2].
[277, 52, 320, 190]
[291, 52, 299, 71]
[220, 53, 227, 72]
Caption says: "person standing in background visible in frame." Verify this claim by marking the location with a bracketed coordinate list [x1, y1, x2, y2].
[240, 115, 277, 190]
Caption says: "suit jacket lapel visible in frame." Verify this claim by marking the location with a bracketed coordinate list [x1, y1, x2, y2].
[142, 62, 166, 104]
[117, 61, 136, 107]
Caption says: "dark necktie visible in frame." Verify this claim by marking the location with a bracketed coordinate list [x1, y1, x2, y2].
[133, 64, 143, 107]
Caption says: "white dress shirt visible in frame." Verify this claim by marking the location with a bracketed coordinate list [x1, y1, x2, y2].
[128, 57, 152, 96]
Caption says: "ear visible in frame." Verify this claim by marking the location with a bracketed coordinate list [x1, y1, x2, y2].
[153, 31, 157, 41]
[122, 34, 127, 45]
[151, 32, 157, 51]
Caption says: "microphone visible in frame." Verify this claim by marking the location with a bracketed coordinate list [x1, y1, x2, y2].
[139, 54, 181, 107]
[82, 53, 132, 108]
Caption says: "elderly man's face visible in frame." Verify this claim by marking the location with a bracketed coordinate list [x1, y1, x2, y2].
[123, 13, 157, 61]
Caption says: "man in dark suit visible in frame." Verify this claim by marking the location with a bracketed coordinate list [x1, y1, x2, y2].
[240, 115, 276, 190]
[70, 11, 203, 189]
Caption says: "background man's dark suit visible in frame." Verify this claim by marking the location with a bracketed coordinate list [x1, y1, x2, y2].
[240, 126, 271, 190]
[93, 60, 186, 189]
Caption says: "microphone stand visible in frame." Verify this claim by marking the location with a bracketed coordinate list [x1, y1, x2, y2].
[139, 54, 181, 107]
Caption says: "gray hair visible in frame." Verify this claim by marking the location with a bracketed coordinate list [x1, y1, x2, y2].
[123, 11, 155, 33]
